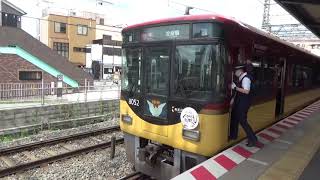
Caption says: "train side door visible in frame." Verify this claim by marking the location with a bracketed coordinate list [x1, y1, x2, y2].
[275, 58, 287, 117]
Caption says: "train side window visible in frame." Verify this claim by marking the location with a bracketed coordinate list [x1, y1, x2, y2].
[291, 65, 303, 88]
[251, 59, 276, 99]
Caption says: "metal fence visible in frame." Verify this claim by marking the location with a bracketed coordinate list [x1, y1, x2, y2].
[0, 80, 121, 109]
[0, 83, 53, 100]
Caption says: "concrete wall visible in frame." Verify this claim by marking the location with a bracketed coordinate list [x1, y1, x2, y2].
[0, 100, 119, 134]
[0, 54, 56, 83]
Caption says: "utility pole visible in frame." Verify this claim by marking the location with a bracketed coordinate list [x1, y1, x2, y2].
[261, 0, 271, 32]
[96, 0, 114, 81]
[261, 0, 318, 41]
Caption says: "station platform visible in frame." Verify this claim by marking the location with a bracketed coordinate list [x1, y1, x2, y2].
[173, 100, 320, 180]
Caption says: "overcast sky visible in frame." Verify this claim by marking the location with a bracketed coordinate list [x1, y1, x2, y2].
[7, 0, 296, 38]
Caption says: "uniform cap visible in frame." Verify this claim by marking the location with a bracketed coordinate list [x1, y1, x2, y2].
[234, 64, 246, 70]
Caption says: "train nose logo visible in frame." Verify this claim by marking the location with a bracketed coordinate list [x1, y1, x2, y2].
[147, 100, 166, 117]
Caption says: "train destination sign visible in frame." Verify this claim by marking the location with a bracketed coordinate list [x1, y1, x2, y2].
[141, 24, 189, 41]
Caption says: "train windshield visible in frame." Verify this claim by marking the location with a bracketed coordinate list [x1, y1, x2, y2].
[121, 48, 141, 94]
[174, 44, 226, 102]
[144, 47, 170, 96]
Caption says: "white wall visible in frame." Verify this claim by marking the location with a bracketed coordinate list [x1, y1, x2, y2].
[86, 44, 121, 69]
[96, 24, 122, 41]
[40, 17, 49, 45]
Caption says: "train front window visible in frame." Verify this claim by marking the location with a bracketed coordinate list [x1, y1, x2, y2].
[145, 47, 170, 96]
[174, 44, 226, 102]
[143, 47, 170, 119]
[121, 48, 141, 93]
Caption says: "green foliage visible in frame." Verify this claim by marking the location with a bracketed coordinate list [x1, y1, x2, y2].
[0, 135, 14, 143]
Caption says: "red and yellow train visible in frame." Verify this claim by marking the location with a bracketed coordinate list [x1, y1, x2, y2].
[120, 14, 320, 179]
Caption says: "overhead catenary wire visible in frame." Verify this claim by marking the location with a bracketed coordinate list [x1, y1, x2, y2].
[0, 10, 123, 33]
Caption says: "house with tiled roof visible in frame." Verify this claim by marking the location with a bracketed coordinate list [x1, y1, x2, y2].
[0, 0, 92, 87]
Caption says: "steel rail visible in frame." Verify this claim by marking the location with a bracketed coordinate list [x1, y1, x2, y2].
[119, 171, 146, 180]
[0, 125, 120, 155]
[0, 138, 124, 177]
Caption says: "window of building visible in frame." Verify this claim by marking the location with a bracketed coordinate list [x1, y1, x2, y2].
[99, 18, 104, 25]
[104, 68, 113, 74]
[19, 71, 42, 80]
[2, 13, 20, 27]
[103, 47, 121, 56]
[54, 22, 67, 33]
[77, 25, 88, 35]
[53, 42, 69, 58]
[73, 47, 91, 53]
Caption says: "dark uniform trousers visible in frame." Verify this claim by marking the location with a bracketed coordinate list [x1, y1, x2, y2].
[229, 76, 257, 143]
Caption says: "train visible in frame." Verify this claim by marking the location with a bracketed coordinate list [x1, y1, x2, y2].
[119, 14, 320, 179]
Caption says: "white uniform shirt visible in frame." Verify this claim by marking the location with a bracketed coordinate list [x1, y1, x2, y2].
[239, 72, 251, 91]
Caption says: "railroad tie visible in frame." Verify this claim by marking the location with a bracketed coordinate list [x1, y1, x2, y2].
[21, 151, 38, 161]
[89, 137, 103, 143]
[0, 156, 16, 167]
[42, 147, 58, 156]
[59, 143, 74, 153]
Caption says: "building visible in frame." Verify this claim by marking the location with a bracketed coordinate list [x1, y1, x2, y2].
[0, 2, 92, 87]
[290, 40, 320, 57]
[85, 16, 123, 80]
[40, 9, 96, 67]
[0, 0, 26, 28]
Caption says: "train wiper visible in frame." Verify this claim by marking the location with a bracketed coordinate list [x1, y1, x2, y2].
[175, 81, 187, 97]
[128, 83, 137, 96]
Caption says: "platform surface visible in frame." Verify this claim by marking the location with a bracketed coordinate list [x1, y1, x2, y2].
[172, 100, 320, 180]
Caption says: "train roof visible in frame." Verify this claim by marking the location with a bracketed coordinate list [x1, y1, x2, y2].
[124, 14, 320, 61]
[123, 14, 234, 30]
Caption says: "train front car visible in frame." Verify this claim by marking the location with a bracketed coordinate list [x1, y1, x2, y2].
[120, 15, 231, 179]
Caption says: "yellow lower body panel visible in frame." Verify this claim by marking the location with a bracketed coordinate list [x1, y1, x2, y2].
[284, 88, 320, 115]
[120, 88, 320, 157]
[120, 98, 276, 157]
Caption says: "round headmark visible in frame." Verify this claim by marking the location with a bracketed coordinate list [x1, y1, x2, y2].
[180, 107, 199, 130]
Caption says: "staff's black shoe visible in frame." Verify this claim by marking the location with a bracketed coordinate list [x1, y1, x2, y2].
[246, 141, 256, 147]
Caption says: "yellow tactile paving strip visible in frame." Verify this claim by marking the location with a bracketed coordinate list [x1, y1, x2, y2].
[258, 115, 320, 180]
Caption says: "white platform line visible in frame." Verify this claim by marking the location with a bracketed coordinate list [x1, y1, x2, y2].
[247, 158, 269, 166]
[277, 121, 294, 128]
[172, 172, 195, 180]
[275, 139, 293, 145]
[238, 143, 260, 153]
[261, 130, 280, 138]
[269, 126, 287, 133]
[257, 136, 271, 144]
[202, 159, 228, 178]
[223, 149, 246, 164]
[283, 119, 299, 124]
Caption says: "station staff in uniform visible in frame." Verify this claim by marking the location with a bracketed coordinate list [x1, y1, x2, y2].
[230, 65, 258, 147]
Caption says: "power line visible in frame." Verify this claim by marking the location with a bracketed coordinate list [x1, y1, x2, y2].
[0, 11, 123, 33]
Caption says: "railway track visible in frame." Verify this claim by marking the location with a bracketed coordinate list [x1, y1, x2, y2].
[120, 171, 151, 180]
[0, 125, 123, 177]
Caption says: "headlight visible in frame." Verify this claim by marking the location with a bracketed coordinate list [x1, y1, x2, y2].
[180, 107, 199, 130]
[182, 129, 200, 141]
[122, 114, 132, 124]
